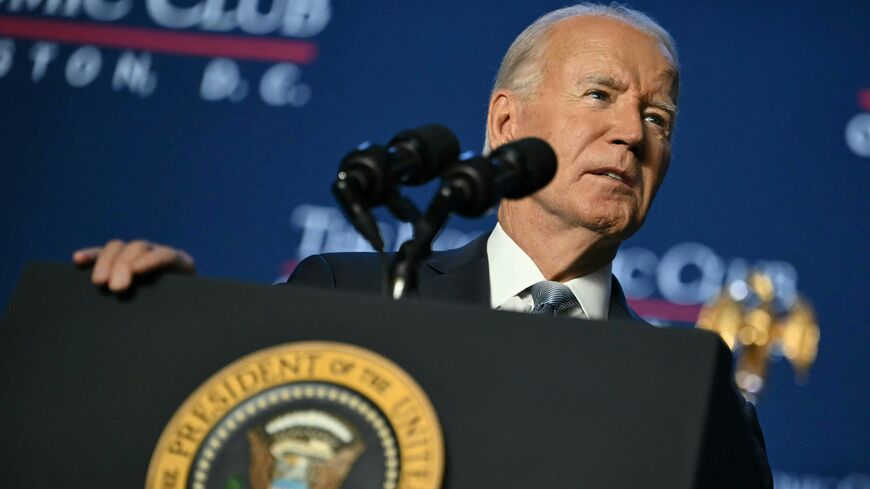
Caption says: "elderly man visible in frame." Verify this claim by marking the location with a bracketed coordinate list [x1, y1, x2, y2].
[288, 4, 675, 322]
[74, 4, 772, 484]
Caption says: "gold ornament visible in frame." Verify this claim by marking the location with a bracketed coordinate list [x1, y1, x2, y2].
[697, 271, 819, 402]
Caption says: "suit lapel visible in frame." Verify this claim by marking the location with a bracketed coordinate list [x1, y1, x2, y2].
[417, 233, 491, 306]
[608, 275, 644, 323]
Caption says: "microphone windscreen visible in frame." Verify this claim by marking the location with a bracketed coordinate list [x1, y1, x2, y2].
[491, 137, 557, 198]
[389, 124, 460, 185]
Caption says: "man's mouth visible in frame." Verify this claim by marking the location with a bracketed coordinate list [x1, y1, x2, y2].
[590, 168, 634, 186]
[602, 171, 624, 182]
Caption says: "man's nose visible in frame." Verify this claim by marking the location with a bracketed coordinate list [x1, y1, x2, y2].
[607, 105, 645, 158]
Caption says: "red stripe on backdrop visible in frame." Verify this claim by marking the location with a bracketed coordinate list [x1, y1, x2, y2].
[0, 15, 318, 64]
[627, 299, 702, 323]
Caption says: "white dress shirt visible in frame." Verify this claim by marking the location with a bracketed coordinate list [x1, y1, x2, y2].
[486, 223, 612, 320]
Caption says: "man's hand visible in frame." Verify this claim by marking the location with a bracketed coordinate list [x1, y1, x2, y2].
[72, 239, 195, 292]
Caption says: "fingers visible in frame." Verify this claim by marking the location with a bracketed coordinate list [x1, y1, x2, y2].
[72, 247, 102, 265]
[108, 240, 153, 291]
[91, 239, 126, 286]
[130, 245, 195, 275]
[79, 239, 196, 292]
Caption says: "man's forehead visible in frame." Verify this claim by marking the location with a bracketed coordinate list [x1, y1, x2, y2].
[543, 15, 679, 100]
[548, 17, 672, 59]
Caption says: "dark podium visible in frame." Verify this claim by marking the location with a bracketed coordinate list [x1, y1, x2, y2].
[1, 262, 762, 488]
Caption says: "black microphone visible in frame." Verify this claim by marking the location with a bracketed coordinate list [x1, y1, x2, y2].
[429, 137, 557, 221]
[332, 124, 460, 251]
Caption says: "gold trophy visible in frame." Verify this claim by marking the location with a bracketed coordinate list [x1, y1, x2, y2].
[697, 272, 820, 403]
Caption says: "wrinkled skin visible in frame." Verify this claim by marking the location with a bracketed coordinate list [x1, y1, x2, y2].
[490, 15, 678, 280]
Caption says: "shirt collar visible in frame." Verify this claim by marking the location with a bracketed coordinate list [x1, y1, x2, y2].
[487, 223, 545, 308]
[486, 223, 612, 320]
[564, 261, 612, 321]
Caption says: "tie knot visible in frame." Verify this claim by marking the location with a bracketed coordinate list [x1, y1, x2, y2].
[530, 281, 579, 315]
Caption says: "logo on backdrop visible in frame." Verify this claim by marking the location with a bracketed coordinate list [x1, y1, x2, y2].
[283, 204, 801, 324]
[0, 0, 330, 106]
[147, 342, 444, 489]
[612, 243, 799, 322]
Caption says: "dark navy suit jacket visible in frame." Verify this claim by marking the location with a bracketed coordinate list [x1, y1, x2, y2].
[287, 233, 642, 319]
[286, 233, 773, 487]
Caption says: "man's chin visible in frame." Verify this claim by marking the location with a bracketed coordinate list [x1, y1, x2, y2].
[577, 211, 640, 241]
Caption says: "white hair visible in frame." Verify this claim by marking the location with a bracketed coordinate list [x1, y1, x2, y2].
[483, 3, 680, 153]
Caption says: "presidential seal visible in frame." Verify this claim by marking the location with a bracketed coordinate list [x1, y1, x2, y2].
[146, 342, 443, 489]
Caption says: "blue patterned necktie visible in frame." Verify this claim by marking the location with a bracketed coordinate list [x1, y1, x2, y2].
[530, 281, 581, 315]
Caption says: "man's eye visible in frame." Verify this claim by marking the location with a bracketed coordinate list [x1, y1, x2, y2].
[644, 113, 667, 127]
[586, 90, 609, 101]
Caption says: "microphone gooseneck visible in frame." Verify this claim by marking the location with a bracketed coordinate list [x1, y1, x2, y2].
[389, 137, 557, 299]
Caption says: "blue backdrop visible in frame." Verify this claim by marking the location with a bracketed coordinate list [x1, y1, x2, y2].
[2, 1, 868, 484]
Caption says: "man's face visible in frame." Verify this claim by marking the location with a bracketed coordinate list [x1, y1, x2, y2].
[508, 16, 677, 239]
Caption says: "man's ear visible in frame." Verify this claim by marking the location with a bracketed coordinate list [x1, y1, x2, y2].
[487, 90, 518, 149]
